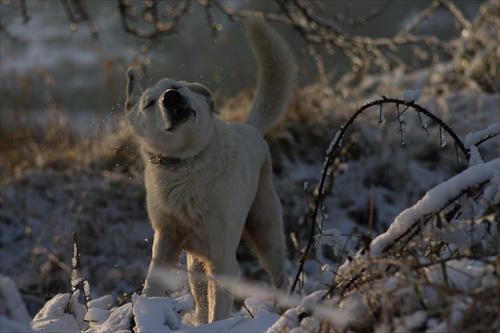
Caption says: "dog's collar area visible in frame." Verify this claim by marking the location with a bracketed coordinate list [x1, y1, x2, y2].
[149, 154, 183, 165]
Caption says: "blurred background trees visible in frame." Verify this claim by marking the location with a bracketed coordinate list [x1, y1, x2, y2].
[1, 0, 494, 118]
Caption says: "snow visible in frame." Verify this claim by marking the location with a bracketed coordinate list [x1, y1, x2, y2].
[423, 258, 495, 292]
[31, 291, 87, 332]
[464, 122, 499, 165]
[230, 311, 280, 333]
[0, 276, 33, 333]
[85, 308, 111, 328]
[266, 308, 299, 332]
[87, 295, 114, 311]
[464, 122, 500, 146]
[132, 295, 185, 332]
[355, 157, 499, 259]
[87, 303, 134, 333]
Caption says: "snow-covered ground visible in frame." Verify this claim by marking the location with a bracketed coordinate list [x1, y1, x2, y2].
[1, 1, 499, 332]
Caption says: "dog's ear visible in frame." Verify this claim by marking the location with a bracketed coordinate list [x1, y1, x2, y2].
[125, 67, 143, 110]
[186, 83, 220, 115]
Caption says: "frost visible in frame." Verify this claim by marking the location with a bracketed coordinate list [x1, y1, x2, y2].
[326, 128, 342, 155]
[378, 106, 386, 125]
[400, 122, 406, 145]
[440, 126, 447, 148]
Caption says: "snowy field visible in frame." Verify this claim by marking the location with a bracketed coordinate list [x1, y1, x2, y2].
[1, 2, 499, 332]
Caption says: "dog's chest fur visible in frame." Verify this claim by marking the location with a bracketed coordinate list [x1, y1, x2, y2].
[145, 159, 211, 224]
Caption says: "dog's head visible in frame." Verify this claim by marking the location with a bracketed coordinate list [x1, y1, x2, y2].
[125, 68, 219, 159]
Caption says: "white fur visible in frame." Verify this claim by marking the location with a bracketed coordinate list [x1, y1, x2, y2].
[124, 16, 295, 325]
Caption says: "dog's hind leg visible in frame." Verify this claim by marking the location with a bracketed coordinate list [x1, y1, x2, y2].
[187, 254, 209, 325]
[244, 160, 288, 290]
[143, 230, 181, 297]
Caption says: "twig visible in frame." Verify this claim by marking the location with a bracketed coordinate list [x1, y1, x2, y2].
[60, 0, 99, 38]
[118, 285, 144, 306]
[118, 0, 189, 39]
[18, 0, 29, 24]
[69, 232, 91, 310]
[346, 1, 393, 29]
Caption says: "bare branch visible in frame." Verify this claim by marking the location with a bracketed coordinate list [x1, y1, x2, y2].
[60, 0, 99, 38]
[3, 0, 476, 79]
[20, 0, 29, 24]
[346, 0, 393, 29]
[118, 0, 191, 39]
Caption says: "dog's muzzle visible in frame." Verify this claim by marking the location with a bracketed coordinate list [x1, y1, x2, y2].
[161, 89, 196, 131]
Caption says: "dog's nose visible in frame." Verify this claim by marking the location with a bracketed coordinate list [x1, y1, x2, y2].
[162, 89, 182, 109]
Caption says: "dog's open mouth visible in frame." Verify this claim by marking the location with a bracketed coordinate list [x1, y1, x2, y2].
[161, 89, 197, 131]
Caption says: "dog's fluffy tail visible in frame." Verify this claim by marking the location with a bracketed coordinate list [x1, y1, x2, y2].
[244, 16, 295, 134]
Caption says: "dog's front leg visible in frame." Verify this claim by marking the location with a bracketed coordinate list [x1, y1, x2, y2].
[143, 230, 181, 297]
[207, 253, 240, 322]
[187, 254, 209, 324]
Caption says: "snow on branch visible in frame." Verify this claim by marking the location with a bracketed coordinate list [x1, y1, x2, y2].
[69, 232, 90, 311]
[464, 123, 500, 165]
[367, 158, 499, 257]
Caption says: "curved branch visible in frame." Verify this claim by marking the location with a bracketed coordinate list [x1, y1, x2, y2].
[290, 98, 470, 294]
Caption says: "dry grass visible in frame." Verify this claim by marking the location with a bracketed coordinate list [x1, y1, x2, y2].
[0, 82, 343, 178]
[0, 108, 140, 181]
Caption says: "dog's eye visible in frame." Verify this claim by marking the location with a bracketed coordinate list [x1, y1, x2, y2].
[143, 99, 155, 110]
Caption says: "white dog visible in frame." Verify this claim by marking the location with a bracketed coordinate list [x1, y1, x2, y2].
[124, 16, 295, 324]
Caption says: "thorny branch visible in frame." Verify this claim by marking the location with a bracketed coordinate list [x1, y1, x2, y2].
[289, 98, 471, 294]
